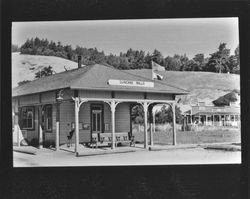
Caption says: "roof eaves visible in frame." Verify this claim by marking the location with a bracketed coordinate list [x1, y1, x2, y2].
[12, 87, 71, 98]
[70, 86, 188, 94]
[12, 82, 70, 97]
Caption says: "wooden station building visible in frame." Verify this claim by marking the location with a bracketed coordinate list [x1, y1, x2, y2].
[12, 61, 188, 155]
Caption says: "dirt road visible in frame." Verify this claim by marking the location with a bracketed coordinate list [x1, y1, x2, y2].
[13, 147, 241, 167]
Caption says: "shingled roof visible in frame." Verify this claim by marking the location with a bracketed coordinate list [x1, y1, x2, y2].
[12, 64, 188, 97]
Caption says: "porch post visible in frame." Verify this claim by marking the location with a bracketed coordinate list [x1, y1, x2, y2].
[172, 102, 177, 145]
[38, 106, 43, 149]
[16, 118, 20, 147]
[150, 123, 153, 146]
[143, 102, 149, 149]
[153, 109, 156, 134]
[74, 98, 80, 155]
[56, 122, 59, 150]
[149, 105, 153, 146]
[111, 100, 116, 149]
[55, 103, 60, 151]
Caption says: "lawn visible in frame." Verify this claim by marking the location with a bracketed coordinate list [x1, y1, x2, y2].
[132, 124, 241, 145]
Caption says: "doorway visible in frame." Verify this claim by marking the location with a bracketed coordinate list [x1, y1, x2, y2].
[91, 104, 103, 141]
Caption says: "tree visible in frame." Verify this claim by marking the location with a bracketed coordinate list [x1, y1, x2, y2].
[117, 57, 130, 70]
[20, 38, 33, 54]
[179, 54, 189, 71]
[124, 48, 147, 69]
[192, 53, 206, 71]
[212, 92, 238, 106]
[234, 45, 239, 64]
[151, 49, 165, 66]
[19, 36, 238, 73]
[165, 55, 182, 71]
[64, 45, 74, 60]
[49, 41, 57, 51]
[230, 45, 240, 74]
[155, 105, 182, 124]
[35, 66, 54, 78]
[131, 105, 144, 124]
[12, 44, 20, 52]
[143, 52, 152, 69]
[185, 59, 196, 71]
[205, 43, 231, 73]
[18, 80, 31, 86]
[89, 48, 106, 64]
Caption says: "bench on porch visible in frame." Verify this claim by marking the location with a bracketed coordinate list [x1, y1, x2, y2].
[91, 132, 135, 148]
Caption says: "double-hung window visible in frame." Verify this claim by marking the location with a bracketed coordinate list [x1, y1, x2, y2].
[20, 107, 34, 130]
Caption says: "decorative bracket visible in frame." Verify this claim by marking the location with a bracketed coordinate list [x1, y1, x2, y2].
[72, 97, 88, 109]
[136, 101, 151, 113]
[105, 100, 119, 112]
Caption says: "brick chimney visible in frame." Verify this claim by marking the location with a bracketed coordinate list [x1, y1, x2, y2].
[78, 55, 82, 68]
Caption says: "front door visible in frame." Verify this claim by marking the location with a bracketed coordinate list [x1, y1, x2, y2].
[91, 105, 103, 141]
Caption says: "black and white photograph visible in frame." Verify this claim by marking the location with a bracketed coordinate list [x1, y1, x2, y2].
[11, 18, 241, 167]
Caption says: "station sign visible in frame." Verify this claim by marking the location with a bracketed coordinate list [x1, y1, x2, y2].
[108, 79, 154, 88]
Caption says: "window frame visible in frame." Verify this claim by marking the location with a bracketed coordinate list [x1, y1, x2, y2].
[20, 106, 35, 130]
[43, 104, 53, 132]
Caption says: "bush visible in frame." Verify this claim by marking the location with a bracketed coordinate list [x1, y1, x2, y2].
[43, 140, 55, 148]
[182, 124, 192, 131]
[29, 138, 39, 147]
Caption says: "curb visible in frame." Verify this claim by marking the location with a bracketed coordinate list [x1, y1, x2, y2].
[204, 145, 241, 151]
[149, 145, 197, 151]
[149, 142, 241, 151]
[13, 147, 37, 155]
[77, 149, 137, 157]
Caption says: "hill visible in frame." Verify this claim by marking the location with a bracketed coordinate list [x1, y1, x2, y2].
[12, 53, 78, 87]
[12, 53, 240, 105]
[125, 69, 240, 105]
[159, 70, 240, 105]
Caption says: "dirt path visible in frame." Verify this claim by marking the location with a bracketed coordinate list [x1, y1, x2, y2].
[13, 147, 241, 167]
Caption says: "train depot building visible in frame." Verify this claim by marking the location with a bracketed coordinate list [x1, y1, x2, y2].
[12, 62, 188, 155]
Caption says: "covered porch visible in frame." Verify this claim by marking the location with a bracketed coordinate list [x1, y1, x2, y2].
[70, 97, 177, 156]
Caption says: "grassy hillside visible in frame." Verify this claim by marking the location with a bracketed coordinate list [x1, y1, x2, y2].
[12, 53, 78, 87]
[126, 69, 240, 105]
[12, 53, 240, 105]
[166, 71, 240, 105]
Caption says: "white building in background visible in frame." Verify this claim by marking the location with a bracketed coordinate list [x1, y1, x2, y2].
[182, 93, 240, 129]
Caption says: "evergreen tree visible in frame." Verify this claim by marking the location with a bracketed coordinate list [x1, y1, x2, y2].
[165, 55, 182, 71]
[12, 44, 20, 52]
[205, 43, 231, 73]
[192, 53, 206, 71]
[151, 49, 164, 66]
[18, 36, 237, 73]
[231, 45, 240, 74]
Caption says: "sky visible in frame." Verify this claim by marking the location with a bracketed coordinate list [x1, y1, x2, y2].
[12, 18, 239, 59]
